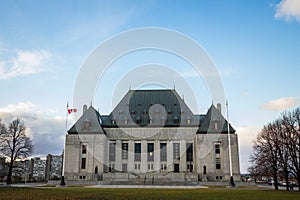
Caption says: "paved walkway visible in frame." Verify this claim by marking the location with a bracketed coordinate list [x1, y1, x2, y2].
[85, 184, 208, 189]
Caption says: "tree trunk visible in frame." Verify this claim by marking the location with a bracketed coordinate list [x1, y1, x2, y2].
[273, 174, 279, 190]
[284, 170, 289, 191]
[6, 161, 13, 185]
[297, 175, 300, 191]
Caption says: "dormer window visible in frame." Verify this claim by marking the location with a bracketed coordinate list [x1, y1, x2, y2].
[131, 110, 135, 115]
[143, 110, 148, 115]
[162, 118, 166, 124]
[111, 119, 116, 125]
[149, 118, 152, 124]
[119, 111, 123, 115]
[82, 120, 91, 130]
[124, 118, 128, 124]
[186, 118, 191, 124]
[167, 109, 172, 115]
[174, 116, 179, 124]
[211, 120, 220, 130]
[136, 117, 141, 124]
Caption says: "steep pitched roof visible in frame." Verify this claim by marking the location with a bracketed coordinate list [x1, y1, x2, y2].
[198, 105, 235, 134]
[101, 89, 199, 127]
[68, 106, 105, 134]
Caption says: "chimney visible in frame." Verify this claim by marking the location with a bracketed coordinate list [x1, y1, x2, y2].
[83, 105, 87, 113]
[217, 103, 221, 113]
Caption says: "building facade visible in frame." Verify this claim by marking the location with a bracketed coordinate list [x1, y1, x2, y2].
[45, 154, 63, 180]
[64, 89, 240, 183]
[31, 157, 46, 181]
[0, 157, 6, 181]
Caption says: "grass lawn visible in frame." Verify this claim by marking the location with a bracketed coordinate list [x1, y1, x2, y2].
[0, 187, 299, 200]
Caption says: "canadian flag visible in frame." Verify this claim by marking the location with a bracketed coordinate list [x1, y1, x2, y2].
[67, 102, 77, 114]
[67, 108, 77, 114]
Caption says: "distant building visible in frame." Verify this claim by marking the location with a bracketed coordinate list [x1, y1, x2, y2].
[31, 157, 46, 181]
[0, 157, 6, 180]
[64, 89, 240, 183]
[12, 160, 31, 182]
[45, 154, 63, 180]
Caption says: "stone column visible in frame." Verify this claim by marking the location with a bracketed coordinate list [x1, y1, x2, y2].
[141, 140, 147, 173]
[115, 140, 122, 172]
[167, 140, 173, 172]
[154, 140, 160, 172]
[128, 140, 134, 172]
[180, 140, 186, 172]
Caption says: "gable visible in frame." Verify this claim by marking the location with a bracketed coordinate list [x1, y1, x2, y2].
[68, 106, 105, 134]
[198, 105, 235, 134]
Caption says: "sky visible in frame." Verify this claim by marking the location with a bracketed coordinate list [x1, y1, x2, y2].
[0, 0, 300, 173]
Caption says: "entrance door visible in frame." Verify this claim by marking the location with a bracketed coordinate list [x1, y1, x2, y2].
[174, 164, 179, 173]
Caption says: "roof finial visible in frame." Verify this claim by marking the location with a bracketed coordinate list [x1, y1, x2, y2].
[90, 101, 92, 106]
[173, 85, 175, 90]
[129, 85, 131, 90]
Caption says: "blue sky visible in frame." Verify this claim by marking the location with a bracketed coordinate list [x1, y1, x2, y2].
[0, 0, 300, 173]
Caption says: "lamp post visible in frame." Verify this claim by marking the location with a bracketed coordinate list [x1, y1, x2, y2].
[60, 143, 66, 186]
[226, 100, 235, 187]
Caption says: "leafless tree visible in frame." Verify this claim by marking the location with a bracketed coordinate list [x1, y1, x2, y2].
[281, 108, 300, 191]
[249, 107, 300, 191]
[0, 118, 33, 185]
[250, 122, 280, 190]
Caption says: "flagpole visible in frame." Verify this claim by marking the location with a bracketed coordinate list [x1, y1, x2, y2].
[66, 102, 69, 132]
[226, 100, 235, 187]
[60, 102, 68, 186]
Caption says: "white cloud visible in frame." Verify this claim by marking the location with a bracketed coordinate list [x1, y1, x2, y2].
[0, 102, 65, 156]
[237, 126, 261, 173]
[261, 97, 299, 111]
[0, 50, 51, 79]
[275, 0, 300, 23]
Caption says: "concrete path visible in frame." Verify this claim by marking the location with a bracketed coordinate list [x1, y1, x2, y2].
[85, 184, 208, 189]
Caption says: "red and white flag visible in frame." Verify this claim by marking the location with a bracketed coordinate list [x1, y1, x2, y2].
[67, 102, 77, 114]
[67, 108, 77, 114]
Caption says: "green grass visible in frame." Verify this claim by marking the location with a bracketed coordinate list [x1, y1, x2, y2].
[0, 187, 299, 200]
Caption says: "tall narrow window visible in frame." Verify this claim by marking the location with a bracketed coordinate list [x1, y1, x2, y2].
[173, 143, 180, 160]
[186, 143, 193, 162]
[147, 143, 154, 161]
[160, 143, 167, 162]
[216, 158, 221, 169]
[82, 145, 87, 154]
[122, 164, 127, 172]
[122, 143, 128, 160]
[134, 143, 141, 161]
[215, 144, 220, 154]
[109, 143, 116, 161]
[81, 158, 86, 169]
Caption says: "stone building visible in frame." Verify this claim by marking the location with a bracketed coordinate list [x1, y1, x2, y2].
[64, 89, 240, 183]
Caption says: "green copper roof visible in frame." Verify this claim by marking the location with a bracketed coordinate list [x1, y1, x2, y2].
[68, 89, 236, 134]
